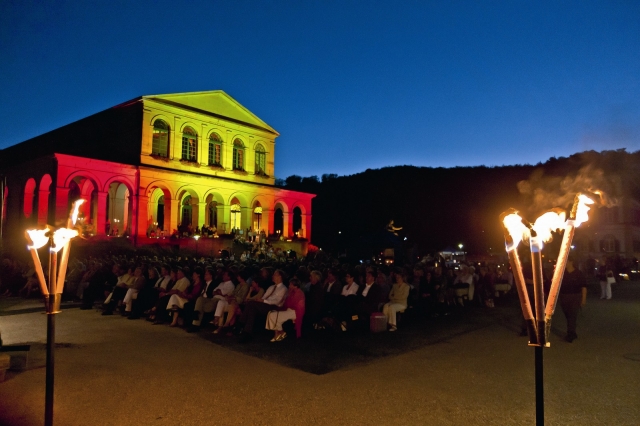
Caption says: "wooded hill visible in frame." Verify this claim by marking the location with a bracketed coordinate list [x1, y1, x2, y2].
[279, 149, 640, 259]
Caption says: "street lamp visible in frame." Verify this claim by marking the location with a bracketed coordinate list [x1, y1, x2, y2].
[25, 199, 83, 426]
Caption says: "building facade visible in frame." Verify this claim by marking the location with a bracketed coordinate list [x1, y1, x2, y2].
[577, 197, 640, 262]
[0, 91, 314, 247]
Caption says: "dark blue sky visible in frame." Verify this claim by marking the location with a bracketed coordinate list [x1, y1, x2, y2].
[1, 1, 639, 179]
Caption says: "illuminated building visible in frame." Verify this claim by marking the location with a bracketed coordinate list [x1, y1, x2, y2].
[0, 91, 314, 249]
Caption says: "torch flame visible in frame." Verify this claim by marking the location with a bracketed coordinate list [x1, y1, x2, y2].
[51, 228, 79, 253]
[573, 194, 594, 227]
[503, 213, 529, 251]
[26, 228, 51, 250]
[532, 210, 566, 244]
[70, 199, 85, 226]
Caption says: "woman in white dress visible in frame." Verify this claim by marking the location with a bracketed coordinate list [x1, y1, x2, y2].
[167, 268, 202, 327]
[266, 278, 305, 341]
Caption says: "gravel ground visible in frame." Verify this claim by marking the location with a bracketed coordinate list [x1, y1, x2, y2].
[1, 283, 639, 426]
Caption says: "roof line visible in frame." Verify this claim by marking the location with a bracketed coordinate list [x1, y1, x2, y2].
[144, 97, 279, 136]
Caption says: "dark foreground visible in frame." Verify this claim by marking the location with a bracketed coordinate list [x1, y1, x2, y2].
[1, 283, 639, 425]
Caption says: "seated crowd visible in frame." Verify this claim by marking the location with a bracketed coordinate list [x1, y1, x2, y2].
[1, 252, 514, 342]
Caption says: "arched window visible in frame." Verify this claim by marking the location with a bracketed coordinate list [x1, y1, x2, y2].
[152, 120, 169, 157]
[230, 203, 241, 230]
[255, 144, 266, 175]
[293, 206, 302, 236]
[274, 207, 283, 235]
[600, 235, 619, 253]
[156, 195, 165, 230]
[208, 133, 222, 166]
[23, 178, 36, 218]
[233, 139, 244, 171]
[182, 127, 198, 162]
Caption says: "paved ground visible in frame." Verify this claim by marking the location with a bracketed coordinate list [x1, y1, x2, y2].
[0, 283, 639, 426]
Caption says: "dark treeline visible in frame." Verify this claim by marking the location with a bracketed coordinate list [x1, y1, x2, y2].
[279, 149, 640, 259]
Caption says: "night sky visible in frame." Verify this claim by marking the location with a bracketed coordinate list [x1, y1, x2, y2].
[1, 1, 639, 179]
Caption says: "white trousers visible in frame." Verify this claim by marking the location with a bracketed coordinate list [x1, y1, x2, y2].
[166, 294, 188, 310]
[214, 298, 229, 318]
[600, 281, 612, 299]
[265, 309, 296, 331]
[383, 303, 406, 327]
[123, 288, 138, 312]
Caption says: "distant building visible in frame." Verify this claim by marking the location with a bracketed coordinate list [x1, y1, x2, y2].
[0, 91, 314, 246]
[577, 197, 640, 262]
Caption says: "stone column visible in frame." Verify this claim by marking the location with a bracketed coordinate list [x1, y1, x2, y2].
[167, 198, 178, 235]
[197, 202, 206, 230]
[241, 207, 252, 233]
[282, 210, 290, 238]
[218, 204, 230, 234]
[54, 187, 70, 224]
[37, 189, 50, 226]
[266, 208, 274, 236]
[136, 194, 149, 238]
[304, 213, 312, 242]
[96, 191, 108, 236]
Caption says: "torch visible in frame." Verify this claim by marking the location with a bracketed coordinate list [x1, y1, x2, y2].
[500, 210, 537, 344]
[544, 194, 594, 340]
[25, 199, 83, 426]
[502, 207, 564, 426]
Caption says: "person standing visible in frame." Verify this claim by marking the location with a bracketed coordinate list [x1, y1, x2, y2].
[560, 257, 588, 343]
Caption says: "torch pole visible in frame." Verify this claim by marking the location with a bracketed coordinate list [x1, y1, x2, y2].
[45, 302, 56, 426]
[45, 238, 60, 426]
[530, 233, 546, 426]
[545, 195, 580, 341]
[505, 238, 537, 344]
[535, 345, 544, 426]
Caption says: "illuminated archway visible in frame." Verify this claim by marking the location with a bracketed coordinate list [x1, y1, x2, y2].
[293, 206, 302, 237]
[23, 178, 37, 221]
[146, 183, 172, 233]
[38, 174, 52, 226]
[230, 199, 241, 231]
[274, 207, 283, 236]
[107, 182, 131, 236]
[176, 188, 199, 234]
[204, 192, 224, 230]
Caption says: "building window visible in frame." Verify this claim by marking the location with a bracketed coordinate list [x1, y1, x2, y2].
[255, 144, 266, 175]
[604, 207, 619, 224]
[601, 235, 618, 253]
[152, 120, 169, 157]
[233, 139, 244, 171]
[208, 133, 222, 166]
[182, 127, 198, 162]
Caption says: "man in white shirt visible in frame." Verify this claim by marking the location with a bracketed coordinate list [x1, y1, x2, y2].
[341, 272, 359, 296]
[239, 269, 288, 342]
[155, 265, 172, 291]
